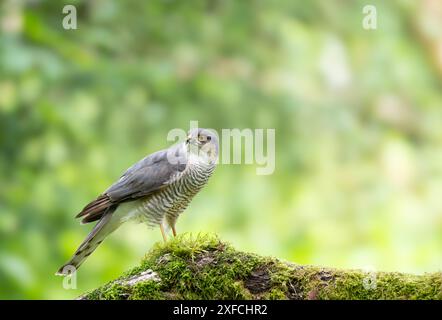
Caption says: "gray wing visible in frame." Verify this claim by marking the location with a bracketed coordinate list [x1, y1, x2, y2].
[76, 145, 187, 224]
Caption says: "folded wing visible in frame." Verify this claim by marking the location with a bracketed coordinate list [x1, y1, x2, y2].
[76, 147, 186, 224]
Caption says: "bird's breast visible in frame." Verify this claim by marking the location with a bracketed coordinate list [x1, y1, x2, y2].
[132, 160, 216, 226]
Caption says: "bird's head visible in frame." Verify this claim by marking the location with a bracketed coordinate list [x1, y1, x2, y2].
[186, 128, 219, 163]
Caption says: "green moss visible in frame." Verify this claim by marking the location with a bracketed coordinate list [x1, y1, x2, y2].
[131, 281, 164, 300]
[85, 282, 132, 300]
[310, 269, 442, 300]
[80, 233, 442, 300]
[142, 234, 260, 299]
[264, 288, 288, 300]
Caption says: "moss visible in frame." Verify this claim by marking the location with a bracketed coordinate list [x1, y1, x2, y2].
[80, 233, 442, 300]
[307, 269, 442, 300]
[131, 281, 164, 300]
[263, 288, 288, 300]
[85, 282, 132, 300]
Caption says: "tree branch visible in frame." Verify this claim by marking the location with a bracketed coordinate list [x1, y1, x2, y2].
[79, 234, 442, 300]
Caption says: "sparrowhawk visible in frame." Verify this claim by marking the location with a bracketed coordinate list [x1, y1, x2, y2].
[56, 128, 218, 275]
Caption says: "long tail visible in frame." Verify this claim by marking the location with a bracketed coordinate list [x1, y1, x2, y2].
[56, 212, 119, 275]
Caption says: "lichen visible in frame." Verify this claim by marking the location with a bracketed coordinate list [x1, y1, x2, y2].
[80, 233, 442, 300]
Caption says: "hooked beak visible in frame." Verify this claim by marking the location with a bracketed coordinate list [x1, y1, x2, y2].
[186, 136, 201, 146]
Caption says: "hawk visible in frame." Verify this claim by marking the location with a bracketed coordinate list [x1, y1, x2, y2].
[56, 128, 218, 275]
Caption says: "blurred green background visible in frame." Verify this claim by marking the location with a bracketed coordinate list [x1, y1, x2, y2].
[1, 0, 442, 299]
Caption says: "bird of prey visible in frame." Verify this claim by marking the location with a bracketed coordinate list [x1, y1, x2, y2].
[56, 128, 218, 275]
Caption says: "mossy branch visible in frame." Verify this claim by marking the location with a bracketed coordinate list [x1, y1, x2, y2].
[79, 234, 442, 300]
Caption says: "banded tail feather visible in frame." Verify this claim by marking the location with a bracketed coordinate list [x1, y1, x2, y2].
[56, 206, 119, 275]
[76, 194, 115, 224]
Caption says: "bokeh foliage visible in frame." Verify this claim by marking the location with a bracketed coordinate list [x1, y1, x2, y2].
[0, 0, 441, 299]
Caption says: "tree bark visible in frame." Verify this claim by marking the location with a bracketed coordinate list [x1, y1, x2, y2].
[79, 234, 442, 300]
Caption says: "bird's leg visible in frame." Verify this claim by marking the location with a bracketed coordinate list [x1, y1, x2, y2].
[172, 226, 177, 237]
[160, 224, 167, 242]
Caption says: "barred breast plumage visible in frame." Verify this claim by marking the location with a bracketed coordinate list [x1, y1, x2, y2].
[132, 155, 216, 228]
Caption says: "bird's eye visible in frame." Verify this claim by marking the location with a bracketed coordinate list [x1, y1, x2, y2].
[207, 136, 211, 141]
